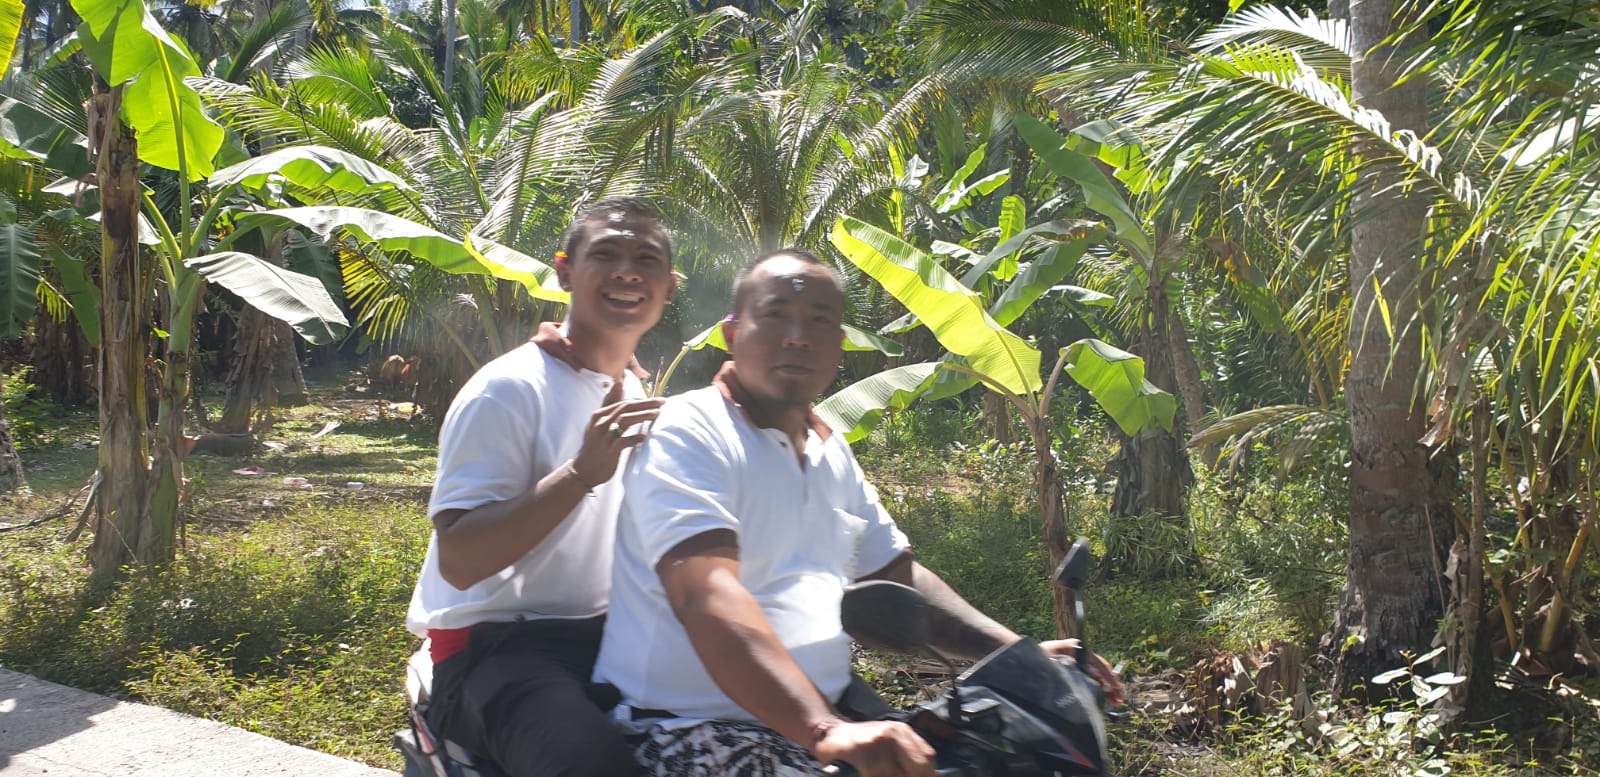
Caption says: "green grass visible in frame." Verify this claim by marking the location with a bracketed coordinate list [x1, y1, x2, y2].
[0, 386, 431, 771]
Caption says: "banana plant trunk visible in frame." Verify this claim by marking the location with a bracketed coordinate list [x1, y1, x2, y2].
[88, 85, 154, 575]
[146, 271, 205, 564]
[1330, 0, 1452, 698]
[0, 391, 25, 494]
[1032, 417, 1075, 640]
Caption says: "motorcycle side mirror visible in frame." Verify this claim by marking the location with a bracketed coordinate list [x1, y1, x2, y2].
[840, 580, 934, 655]
[1053, 537, 1094, 592]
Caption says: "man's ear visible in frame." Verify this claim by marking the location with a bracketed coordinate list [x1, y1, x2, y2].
[720, 318, 737, 354]
[556, 261, 572, 291]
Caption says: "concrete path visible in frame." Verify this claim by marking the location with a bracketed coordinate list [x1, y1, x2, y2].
[0, 667, 397, 776]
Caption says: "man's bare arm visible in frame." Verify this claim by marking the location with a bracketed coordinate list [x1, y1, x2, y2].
[432, 468, 591, 589]
[434, 395, 662, 589]
[861, 552, 1125, 703]
[860, 552, 1017, 661]
[658, 531, 935, 776]
[656, 530, 836, 743]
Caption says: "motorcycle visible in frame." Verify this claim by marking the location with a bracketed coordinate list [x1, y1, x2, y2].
[834, 536, 1114, 776]
[392, 644, 505, 777]
[393, 537, 1112, 777]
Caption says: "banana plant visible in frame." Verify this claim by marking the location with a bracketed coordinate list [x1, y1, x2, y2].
[63, 0, 408, 572]
[826, 213, 1173, 637]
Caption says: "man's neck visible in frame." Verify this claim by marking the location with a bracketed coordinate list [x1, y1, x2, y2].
[745, 396, 813, 443]
[712, 364, 832, 459]
[564, 321, 634, 380]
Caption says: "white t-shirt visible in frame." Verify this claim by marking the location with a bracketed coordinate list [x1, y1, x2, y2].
[405, 341, 644, 636]
[594, 384, 910, 721]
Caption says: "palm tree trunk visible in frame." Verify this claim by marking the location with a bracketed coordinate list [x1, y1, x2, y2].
[443, 0, 457, 90]
[88, 84, 153, 576]
[569, 0, 586, 43]
[216, 252, 308, 433]
[0, 390, 25, 494]
[1330, 0, 1451, 698]
[216, 306, 272, 433]
[1106, 263, 1193, 575]
[28, 305, 94, 407]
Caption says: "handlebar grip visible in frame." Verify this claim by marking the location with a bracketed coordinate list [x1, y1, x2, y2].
[820, 762, 858, 777]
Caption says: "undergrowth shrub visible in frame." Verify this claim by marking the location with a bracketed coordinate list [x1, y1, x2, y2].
[881, 478, 1055, 639]
[1190, 448, 1347, 646]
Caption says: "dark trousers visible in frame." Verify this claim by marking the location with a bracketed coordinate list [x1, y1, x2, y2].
[427, 617, 637, 777]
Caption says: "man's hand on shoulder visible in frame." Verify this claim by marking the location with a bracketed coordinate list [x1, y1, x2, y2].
[811, 718, 935, 777]
[570, 386, 665, 487]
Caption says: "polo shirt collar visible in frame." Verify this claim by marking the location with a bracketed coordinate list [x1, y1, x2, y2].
[531, 321, 650, 382]
[711, 361, 833, 442]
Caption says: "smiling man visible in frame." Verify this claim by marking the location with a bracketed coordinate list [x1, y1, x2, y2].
[405, 197, 674, 777]
[595, 249, 1122, 777]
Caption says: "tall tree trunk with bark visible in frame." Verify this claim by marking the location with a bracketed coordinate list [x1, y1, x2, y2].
[215, 248, 308, 433]
[88, 85, 153, 575]
[569, 0, 587, 43]
[1329, 0, 1452, 698]
[215, 308, 305, 433]
[0, 390, 25, 494]
[1107, 261, 1194, 575]
[28, 306, 95, 407]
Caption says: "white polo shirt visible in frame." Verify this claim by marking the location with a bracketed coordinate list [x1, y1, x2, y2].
[594, 382, 910, 721]
[405, 340, 643, 636]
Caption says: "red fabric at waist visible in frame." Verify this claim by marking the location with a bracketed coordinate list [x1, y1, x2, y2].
[427, 627, 471, 663]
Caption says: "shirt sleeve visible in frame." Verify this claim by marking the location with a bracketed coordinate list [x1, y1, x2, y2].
[428, 381, 537, 519]
[622, 413, 741, 571]
[843, 448, 911, 579]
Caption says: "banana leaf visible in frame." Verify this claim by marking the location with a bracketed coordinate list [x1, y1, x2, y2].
[0, 0, 20, 72]
[235, 206, 493, 277]
[185, 251, 349, 344]
[0, 219, 40, 338]
[1062, 338, 1176, 435]
[47, 245, 102, 346]
[682, 320, 903, 356]
[832, 216, 1040, 395]
[73, 0, 225, 179]
[210, 145, 412, 195]
[465, 235, 568, 302]
[817, 362, 941, 443]
[1015, 113, 1153, 262]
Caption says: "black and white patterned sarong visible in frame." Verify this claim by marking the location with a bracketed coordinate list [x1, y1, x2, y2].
[631, 719, 823, 777]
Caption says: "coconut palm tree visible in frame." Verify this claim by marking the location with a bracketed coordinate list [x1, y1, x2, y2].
[1054, 0, 1600, 699]
[195, 0, 722, 407]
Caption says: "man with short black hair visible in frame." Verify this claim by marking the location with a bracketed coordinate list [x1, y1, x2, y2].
[596, 249, 1122, 777]
[407, 197, 676, 777]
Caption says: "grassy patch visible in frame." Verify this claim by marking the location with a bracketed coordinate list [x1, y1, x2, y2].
[0, 387, 431, 771]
